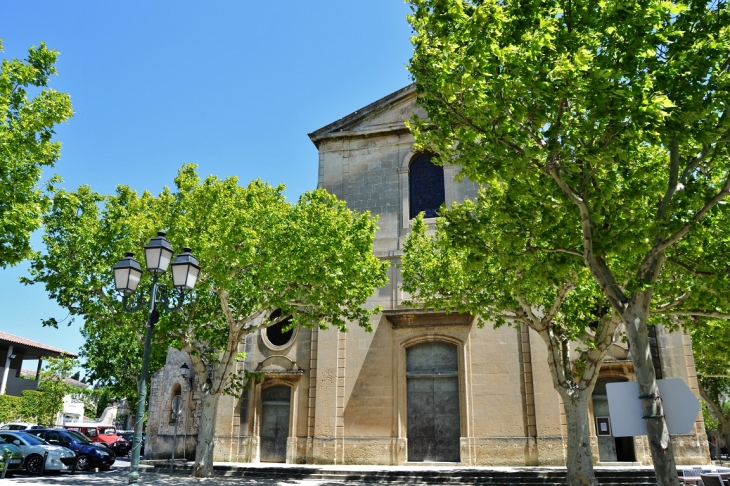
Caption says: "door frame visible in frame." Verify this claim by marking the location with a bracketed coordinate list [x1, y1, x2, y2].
[590, 369, 636, 463]
[395, 334, 469, 461]
[252, 378, 299, 463]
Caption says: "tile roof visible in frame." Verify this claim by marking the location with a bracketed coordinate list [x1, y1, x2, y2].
[19, 369, 88, 388]
[0, 331, 77, 357]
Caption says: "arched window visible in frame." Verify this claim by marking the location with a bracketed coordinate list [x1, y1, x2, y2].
[169, 384, 182, 424]
[409, 154, 445, 219]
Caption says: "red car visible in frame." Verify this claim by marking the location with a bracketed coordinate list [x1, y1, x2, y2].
[63, 423, 131, 457]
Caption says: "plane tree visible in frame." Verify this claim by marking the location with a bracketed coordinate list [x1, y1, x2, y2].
[24, 164, 388, 477]
[0, 39, 72, 267]
[407, 0, 730, 484]
[403, 208, 621, 486]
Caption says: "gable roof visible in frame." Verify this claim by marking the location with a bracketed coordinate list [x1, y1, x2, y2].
[19, 368, 88, 388]
[308, 84, 417, 148]
[0, 331, 77, 359]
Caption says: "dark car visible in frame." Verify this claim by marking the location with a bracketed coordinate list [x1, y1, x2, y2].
[117, 430, 144, 456]
[26, 429, 115, 472]
[0, 436, 24, 476]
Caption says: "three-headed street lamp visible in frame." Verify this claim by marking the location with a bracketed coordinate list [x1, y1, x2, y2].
[113, 232, 200, 485]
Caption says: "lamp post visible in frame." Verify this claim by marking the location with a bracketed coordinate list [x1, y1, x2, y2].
[113, 232, 200, 485]
[179, 363, 193, 389]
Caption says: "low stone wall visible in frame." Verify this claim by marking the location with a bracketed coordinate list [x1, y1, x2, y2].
[212, 435, 258, 463]
[146, 433, 198, 461]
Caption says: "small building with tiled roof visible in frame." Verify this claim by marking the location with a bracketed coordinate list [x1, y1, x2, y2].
[0, 331, 77, 397]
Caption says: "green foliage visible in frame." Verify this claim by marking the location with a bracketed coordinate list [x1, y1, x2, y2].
[702, 401, 720, 434]
[79, 316, 165, 410]
[407, 1, 730, 478]
[25, 356, 90, 426]
[0, 38, 73, 267]
[0, 395, 22, 423]
[26, 164, 389, 399]
[94, 387, 118, 419]
[690, 319, 730, 443]
[0, 357, 93, 426]
[406, 0, 730, 321]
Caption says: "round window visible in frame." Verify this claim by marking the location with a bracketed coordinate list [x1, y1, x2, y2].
[262, 310, 296, 350]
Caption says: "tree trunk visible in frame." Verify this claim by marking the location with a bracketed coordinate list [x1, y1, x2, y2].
[624, 298, 680, 486]
[560, 387, 599, 486]
[192, 391, 221, 477]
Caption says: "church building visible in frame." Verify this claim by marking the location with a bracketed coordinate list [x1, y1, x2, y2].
[146, 85, 709, 466]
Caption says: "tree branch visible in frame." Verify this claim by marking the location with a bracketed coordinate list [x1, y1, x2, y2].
[545, 164, 628, 309]
[655, 136, 680, 223]
[664, 310, 730, 319]
[514, 295, 542, 329]
[543, 279, 575, 325]
[215, 289, 237, 329]
[644, 169, 730, 263]
[526, 244, 584, 258]
[580, 160, 606, 196]
[666, 258, 715, 277]
[94, 288, 117, 315]
[653, 293, 691, 311]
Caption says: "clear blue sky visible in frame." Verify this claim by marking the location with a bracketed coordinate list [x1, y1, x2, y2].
[0, 1, 414, 364]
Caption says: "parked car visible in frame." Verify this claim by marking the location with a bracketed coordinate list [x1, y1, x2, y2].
[0, 431, 76, 475]
[26, 429, 115, 472]
[117, 430, 145, 456]
[0, 422, 44, 431]
[0, 436, 25, 476]
[63, 423, 130, 457]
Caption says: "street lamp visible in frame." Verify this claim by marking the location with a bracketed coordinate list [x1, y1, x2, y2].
[113, 232, 200, 485]
[179, 363, 194, 388]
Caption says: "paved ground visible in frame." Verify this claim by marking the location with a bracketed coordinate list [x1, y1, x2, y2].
[2, 458, 345, 486]
[0, 458, 709, 486]
[3, 472, 339, 486]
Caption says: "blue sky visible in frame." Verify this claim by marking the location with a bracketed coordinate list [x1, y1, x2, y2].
[0, 1, 414, 366]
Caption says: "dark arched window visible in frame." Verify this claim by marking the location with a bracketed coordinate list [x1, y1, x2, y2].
[409, 154, 445, 219]
[169, 384, 182, 424]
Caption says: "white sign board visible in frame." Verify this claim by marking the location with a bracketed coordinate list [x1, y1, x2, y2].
[606, 378, 700, 437]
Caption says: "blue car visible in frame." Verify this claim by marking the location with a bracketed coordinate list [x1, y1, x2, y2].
[26, 429, 115, 472]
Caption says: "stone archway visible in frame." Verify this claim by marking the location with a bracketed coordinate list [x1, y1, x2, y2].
[406, 341, 460, 462]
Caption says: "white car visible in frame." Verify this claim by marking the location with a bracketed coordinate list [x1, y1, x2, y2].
[0, 422, 44, 431]
[0, 431, 76, 474]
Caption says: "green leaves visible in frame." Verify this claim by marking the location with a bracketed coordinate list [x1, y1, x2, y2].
[407, 0, 730, 320]
[20, 356, 90, 426]
[0, 39, 73, 268]
[28, 164, 388, 400]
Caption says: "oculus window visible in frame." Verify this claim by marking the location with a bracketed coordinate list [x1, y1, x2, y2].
[266, 309, 294, 347]
[409, 154, 445, 219]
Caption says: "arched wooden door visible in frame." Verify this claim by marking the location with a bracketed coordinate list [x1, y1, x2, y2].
[260, 385, 291, 462]
[406, 341, 460, 462]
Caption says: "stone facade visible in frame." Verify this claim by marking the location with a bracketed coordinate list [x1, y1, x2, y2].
[146, 85, 710, 466]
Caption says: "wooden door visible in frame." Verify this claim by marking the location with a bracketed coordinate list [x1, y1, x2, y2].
[260, 385, 290, 462]
[406, 341, 460, 462]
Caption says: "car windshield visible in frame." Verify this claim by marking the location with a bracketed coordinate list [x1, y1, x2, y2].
[65, 430, 92, 444]
[14, 433, 45, 446]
